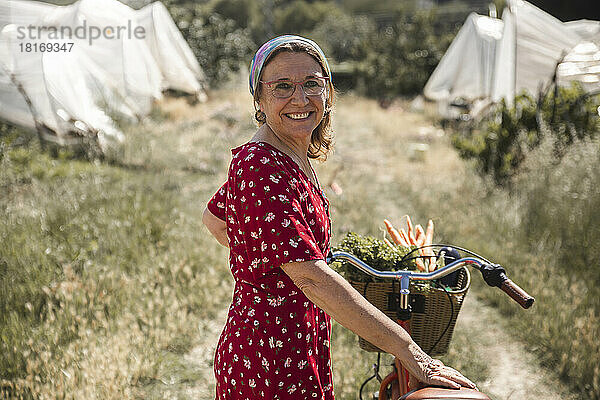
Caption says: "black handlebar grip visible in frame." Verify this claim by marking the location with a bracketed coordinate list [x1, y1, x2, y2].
[500, 278, 535, 309]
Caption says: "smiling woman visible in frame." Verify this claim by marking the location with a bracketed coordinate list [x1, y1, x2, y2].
[251, 38, 335, 166]
[202, 35, 475, 399]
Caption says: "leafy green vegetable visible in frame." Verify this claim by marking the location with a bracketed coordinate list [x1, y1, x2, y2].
[330, 232, 417, 283]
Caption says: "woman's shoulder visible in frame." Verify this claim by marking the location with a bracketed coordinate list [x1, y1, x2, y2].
[230, 141, 289, 175]
[228, 142, 304, 196]
[231, 141, 271, 158]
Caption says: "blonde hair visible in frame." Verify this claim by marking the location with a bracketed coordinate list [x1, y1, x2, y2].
[253, 42, 335, 162]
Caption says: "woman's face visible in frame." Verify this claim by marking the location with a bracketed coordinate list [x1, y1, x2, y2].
[258, 51, 327, 143]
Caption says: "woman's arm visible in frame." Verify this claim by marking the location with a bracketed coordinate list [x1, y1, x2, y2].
[202, 207, 229, 248]
[282, 259, 476, 389]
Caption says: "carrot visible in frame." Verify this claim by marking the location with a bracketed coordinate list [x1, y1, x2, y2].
[407, 227, 419, 249]
[398, 235, 410, 247]
[415, 225, 425, 245]
[404, 219, 425, 271]
[425, 220, 434, 247]
[384, 219, 404, 246]
[399, 229, 411, 247]
[383, 238, 396, 250]
[391, 225, 410, 247]
[414, 224, 430, 270]
[407, 230, 417, 247]
[405, 215, 415, 244]
[415, 256, 426, 272]
[424, 219, 436, 271]
[395, 215, 429, 271]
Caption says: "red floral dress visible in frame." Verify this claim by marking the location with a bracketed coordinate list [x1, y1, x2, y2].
[207, 141, 334, 399]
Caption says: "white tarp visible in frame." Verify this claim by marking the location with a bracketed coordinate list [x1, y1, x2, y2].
[424, 13, 503, 102]
[564, 20, 600, 43]
[424, 0, 600, 109]
[1, 25, 125, 148]
[557, 41, 600, 91]
[492, 0, 584, 102]
[136, 2, 206, 97]
[0, 0, 205, 150]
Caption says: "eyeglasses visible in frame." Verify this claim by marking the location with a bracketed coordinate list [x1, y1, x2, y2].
[260, 77, 330, 98]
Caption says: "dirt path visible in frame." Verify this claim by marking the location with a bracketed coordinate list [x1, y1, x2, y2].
[457, 295, 575, 400]
[185, 296, 576, 400]
[177, 93, 577, 399]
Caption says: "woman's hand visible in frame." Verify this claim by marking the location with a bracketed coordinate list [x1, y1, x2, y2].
[403, 343, 477, 390]
[202, 208, 229, 248]
[282, 259, 476, 391]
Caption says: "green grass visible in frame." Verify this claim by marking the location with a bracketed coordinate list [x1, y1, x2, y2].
[1, 89, 596, 399]
[0, 100, 235, 398]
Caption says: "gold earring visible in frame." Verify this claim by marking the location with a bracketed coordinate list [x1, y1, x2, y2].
[255, 110, 266, 122]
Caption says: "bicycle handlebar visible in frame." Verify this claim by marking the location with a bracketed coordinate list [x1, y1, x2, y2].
[327, 250, 535, 309]
[478, 261, 534, 309]
[500, 279, 534, 309]
[327, 251, 480, 281]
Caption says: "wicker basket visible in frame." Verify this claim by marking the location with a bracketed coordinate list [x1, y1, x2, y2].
[349, 267, 470, 356]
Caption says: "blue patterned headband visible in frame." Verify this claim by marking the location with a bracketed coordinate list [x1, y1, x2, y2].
[249, 35, 332, 96]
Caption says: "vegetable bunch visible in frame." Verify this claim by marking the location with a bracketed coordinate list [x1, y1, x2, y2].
[330, 232, 417, 283]
[384, 216, 437, 272]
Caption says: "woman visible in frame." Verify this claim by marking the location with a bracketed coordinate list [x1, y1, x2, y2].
[203, 35, 475, 399]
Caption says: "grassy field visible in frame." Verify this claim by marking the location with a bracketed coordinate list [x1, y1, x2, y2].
[1, 86, 597, 399]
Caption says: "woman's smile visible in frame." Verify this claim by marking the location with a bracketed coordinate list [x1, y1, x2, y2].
[285, 111, 313, 120]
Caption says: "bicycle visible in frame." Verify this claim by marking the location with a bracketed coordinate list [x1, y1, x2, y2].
[327, 245, 534, 400]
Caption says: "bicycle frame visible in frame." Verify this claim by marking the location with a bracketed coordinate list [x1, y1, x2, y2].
[327, 249, 534, 400]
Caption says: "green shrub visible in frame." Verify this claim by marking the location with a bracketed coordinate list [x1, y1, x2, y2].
[273, 1, 344, 37]
[0, 121, 36, 148]
[164, 1, 458, 97]
[309, 13, 375, 63]
[355, 10, 455, 100]
[451, 84, 600, 186]
[211, 0, 270, 44]
[211, 0, 254, 28]
[309, 4, 456, 100]
[168, 5, 255, 87]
